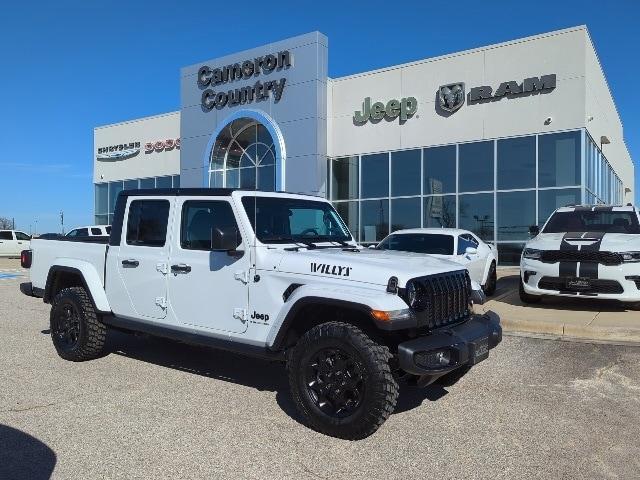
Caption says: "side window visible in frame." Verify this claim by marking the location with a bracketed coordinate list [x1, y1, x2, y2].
[0, 231, 12, 240]
[15, 232, 30, 241]
[105, 226, 112, 235]
[66, 229, 78, 237]
[181, 200, 241, 251]
[91, 228, 102, 236]
[457, 235, 473, 255]
[126, 200, 170, 247]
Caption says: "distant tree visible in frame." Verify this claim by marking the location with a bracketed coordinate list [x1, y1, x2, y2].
[0, 217, 13, 229]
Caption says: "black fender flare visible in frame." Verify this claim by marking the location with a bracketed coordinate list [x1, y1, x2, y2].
[43, 266, 101, 312]
[270, 296, 373, 351]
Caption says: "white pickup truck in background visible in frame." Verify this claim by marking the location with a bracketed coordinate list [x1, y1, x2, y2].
[0, 230, 31, 257]
[20, 188, 501, 440]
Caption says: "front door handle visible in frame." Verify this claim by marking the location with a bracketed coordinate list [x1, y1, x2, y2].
[122, 259, 139, 268]
[171, 264, 191, 274]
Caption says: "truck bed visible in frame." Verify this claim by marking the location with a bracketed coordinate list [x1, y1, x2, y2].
[29, 237, 109, 292]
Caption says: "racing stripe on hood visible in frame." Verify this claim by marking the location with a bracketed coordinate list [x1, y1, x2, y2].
[559, 231, 580, 277]
[578, 231, 606, 278]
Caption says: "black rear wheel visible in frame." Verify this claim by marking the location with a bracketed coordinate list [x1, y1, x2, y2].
[288, 322, 398, 440]
[50, 286, 107, 361]
[483, 262, 497, 296]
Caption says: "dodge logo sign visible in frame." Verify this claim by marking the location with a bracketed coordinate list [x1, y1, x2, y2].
[438, 83, 465, 113]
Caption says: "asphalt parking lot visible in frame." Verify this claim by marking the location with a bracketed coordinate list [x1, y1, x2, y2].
[1, 259, 639, 479]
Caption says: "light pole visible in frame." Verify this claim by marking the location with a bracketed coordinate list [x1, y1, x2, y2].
[60, 211, 64, 235]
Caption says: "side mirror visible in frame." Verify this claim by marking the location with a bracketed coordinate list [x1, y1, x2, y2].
[210, 226, 241, 252]
[528, 225, 540, 237]
[465, 246, 478, 255]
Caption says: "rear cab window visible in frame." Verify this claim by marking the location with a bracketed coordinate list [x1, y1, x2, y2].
[126, 200, 170, 247]
[0, 231, 13, 240]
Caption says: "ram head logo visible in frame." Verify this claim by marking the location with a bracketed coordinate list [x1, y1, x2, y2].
[438, 83, 465, 113]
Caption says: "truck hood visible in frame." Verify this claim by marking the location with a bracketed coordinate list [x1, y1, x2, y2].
[275, 247, 466, 286]
[527, 232, 640, 252]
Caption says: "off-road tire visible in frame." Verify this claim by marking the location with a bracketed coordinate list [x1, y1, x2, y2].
[50, 286, 107, 361]
[519, 279, 541, 304]
[288, 322, 399, 440]
[483, 262, 497, 296]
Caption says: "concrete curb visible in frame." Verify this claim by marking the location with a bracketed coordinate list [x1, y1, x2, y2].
[500, 317, 640, 344]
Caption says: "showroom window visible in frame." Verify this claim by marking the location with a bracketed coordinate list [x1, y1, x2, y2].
[391, 149, 421, 197]
[459, 193, 494, 241]
[361, 153, 389, 199]
[331, 156, 359, 200]
[209, 119, 276, 191]
[497, 190, 536, 241]
[424, 145, 455, 194]
[94, 175, 180, 225]
[538, 131, 581, 187]
[328, 129, 623, 262]
[459, 141, 494, 192]
[497, 136, 536, 190]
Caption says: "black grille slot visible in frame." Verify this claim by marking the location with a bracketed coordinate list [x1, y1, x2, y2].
[411, 271, 471, 329]
[538, 276, 624, 294]
[540, 250, 622, 265]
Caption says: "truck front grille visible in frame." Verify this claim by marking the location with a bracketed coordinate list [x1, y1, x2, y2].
[411, 270, 472, 329]
[540, 250, 622, 265]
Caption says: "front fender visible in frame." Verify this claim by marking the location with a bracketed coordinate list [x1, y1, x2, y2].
[45, 259, 111, 313]
[266, 283, 409, 349]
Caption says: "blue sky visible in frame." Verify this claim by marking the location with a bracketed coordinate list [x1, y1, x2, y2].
[1, 0, 638, 233]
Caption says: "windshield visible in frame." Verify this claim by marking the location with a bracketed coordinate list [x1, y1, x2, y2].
[376, 233, 454, 255]
[543, 211, 640, 234]
[242, 196, 352, 244]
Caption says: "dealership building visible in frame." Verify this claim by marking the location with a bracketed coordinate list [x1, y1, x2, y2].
[93, 26, 634, 264]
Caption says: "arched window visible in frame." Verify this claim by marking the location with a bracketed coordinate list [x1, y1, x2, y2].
[208, 118, 276, 191]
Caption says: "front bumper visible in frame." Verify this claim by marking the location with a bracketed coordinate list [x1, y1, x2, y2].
[397, 311, 502, 384]
[521, 259, 640, 302]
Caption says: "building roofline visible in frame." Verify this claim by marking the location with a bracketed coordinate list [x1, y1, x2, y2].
[330, 25, 588, 83]
[94, 110, 180, 131]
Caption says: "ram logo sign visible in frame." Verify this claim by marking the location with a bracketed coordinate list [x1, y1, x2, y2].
[438, 83, 465, 113]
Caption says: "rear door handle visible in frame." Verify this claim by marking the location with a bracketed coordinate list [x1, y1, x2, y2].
[122, 259, 139, 268]
[171, 264, 191, 274]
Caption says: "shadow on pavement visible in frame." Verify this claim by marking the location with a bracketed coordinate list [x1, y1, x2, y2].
[491, 274, 633, 313]
[0, 424, 56, 480]
[107, 330, 448, 426]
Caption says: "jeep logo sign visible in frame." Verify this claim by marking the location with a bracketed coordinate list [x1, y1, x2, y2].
[354, 96, 417, 124]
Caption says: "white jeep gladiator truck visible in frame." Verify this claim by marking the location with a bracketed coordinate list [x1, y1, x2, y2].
[20, 188, 501, 439]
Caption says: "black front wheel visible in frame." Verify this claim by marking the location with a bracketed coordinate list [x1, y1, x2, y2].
[288, 322, 399, 440]
[50, 286, 107, 361]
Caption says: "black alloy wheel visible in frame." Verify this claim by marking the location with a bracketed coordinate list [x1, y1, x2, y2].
[305, 347, 365, 418]
[52, 303, 81, 349]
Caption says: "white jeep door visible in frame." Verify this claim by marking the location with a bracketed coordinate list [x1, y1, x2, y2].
[167, 197, 249, 334]
[116, 198, 172, 319]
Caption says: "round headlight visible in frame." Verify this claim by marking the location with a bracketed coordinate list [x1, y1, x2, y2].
[406, 281, 418, 308]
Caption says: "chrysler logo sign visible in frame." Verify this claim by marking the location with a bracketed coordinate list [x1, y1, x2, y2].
[437, 74, 556, 114]
[97, 142, 141, 160]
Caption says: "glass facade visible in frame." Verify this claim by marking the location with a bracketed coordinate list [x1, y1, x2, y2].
[94, 175, 180, 224]
[328, 129, 624, 265]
